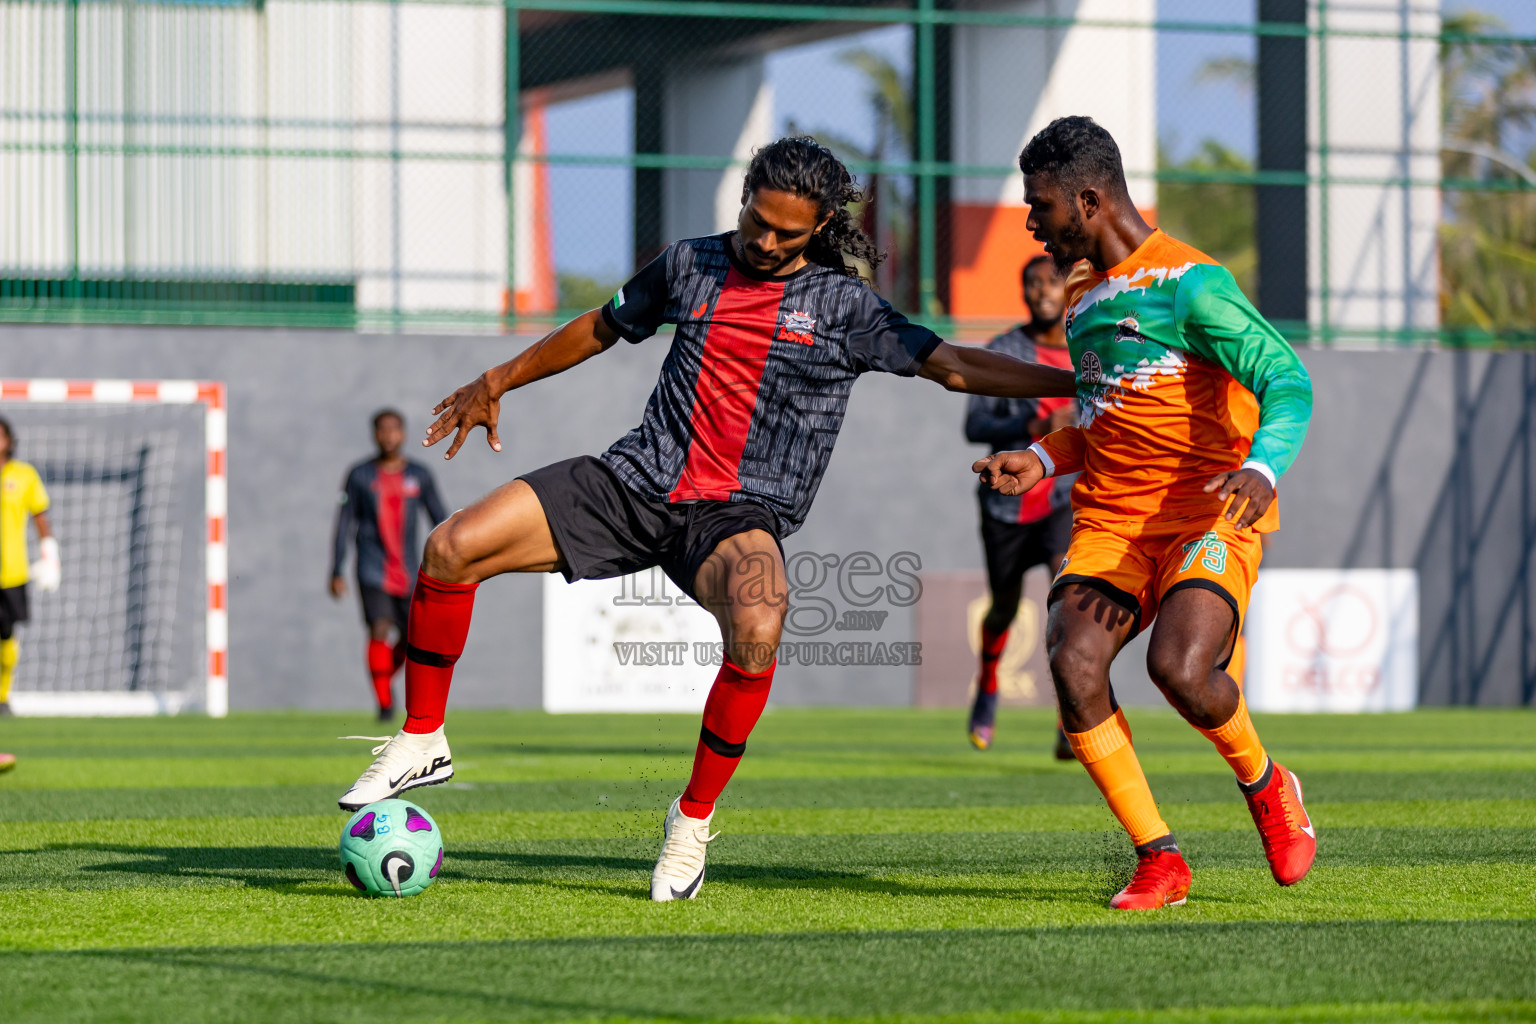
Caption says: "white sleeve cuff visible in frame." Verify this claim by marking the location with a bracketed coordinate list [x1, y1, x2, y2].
[1028, 442, 1056, 478]
[1241, 460, 1277, 488]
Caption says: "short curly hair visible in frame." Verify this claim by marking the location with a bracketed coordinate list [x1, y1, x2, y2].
[1017, 115, 1129, 198]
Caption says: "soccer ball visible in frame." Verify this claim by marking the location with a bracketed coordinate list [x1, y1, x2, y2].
[339, 799, 444, 897]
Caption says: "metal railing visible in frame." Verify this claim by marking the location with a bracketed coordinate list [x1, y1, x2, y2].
[1, 0, 1532, 344]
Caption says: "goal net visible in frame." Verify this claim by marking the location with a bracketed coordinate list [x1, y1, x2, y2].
[0, 380, 227, 716]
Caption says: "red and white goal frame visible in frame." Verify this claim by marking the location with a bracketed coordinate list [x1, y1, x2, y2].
[0, 379, 228, 717]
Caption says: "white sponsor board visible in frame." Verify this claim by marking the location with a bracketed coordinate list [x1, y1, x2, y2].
[1246, 569, 1418, 713]
[542, 569, 721, 713]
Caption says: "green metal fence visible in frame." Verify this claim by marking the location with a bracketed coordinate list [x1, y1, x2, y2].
[2, 0, 1533, 344]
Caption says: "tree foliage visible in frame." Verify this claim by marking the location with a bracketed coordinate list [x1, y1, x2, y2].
[789, 47, 918, 308]
[1156, 140, 1258, 300]
[1439, 12, 1536, 331]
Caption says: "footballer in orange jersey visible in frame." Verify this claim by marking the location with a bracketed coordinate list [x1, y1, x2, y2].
[975, 117, 1317, 910]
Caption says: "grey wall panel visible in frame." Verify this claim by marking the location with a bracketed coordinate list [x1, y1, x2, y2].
[1413, 352, 1534, 706]
[0, 325, 1530, 707]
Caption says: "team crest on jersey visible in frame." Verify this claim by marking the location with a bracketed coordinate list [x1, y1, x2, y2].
[1079, 350, 1103, 385]
[777, 310, 817, 345]
[1113, 315, 1144, 343]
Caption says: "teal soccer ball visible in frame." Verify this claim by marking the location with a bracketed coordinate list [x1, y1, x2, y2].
[339, 799, 444, 897]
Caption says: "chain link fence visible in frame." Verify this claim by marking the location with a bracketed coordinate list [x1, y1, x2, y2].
[1, 0, 1533, 344]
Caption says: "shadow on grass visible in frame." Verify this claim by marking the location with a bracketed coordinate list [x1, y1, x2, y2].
[458, 744, 692, 758]
[12, 841, 1117, 909]
[10, 919, 1536, 1023]
[27, 843, 1109, 905]
[444, 848, 1121, 906]
[63, 945, 671, 1022]
[35, 843, 340, 892]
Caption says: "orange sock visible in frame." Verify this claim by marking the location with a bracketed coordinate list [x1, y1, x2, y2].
[1198, 694, 1268, 784]
[1066, 709, 1170, 847]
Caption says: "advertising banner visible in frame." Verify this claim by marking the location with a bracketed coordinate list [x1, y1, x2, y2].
[1245, 569, 1419, 713]
[542, 569, 719, 713]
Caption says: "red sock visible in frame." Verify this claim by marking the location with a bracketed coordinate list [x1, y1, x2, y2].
[979, 624, 1009, 695]
[367, 639, 396, 710]
[392, 639, 407, 674]
[679, 658, 775, 818]
[403, 570, 478, 734]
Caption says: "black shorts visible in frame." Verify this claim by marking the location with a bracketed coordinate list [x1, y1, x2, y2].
[359, 585, 410, 630]
[0, 585, 28, 642]
[521, 455, 783, 602]
[980, 505, 1072, 596]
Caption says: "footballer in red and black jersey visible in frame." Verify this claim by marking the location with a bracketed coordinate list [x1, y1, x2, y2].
[338, 138, 1080, 898]
[598, 232, 941, 536]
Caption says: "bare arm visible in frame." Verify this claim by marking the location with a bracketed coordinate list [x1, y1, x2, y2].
[919, 342, 1078, 398]
[33, 510, 51, 540]
[425, 308, 622, 460]
[329, 472, 354, 598]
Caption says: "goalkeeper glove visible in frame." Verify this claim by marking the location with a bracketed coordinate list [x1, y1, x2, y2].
[32, 537, 60, 593]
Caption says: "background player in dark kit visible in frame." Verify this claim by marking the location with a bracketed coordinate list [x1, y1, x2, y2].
[330, 410, 448, 720]
[338, 137, 1078, 901]
[962, 255, 1078, 757]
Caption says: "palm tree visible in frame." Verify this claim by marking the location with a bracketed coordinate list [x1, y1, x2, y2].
[788, 47, 917, 305]
[1439, 12, 1536, 333]
[1156, 56, 1258, 298]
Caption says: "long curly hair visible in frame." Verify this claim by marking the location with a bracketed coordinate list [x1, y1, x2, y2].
[742, 136, 884, 278]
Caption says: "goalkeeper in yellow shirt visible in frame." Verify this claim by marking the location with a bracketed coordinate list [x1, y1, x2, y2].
[0, 417, 60, 727]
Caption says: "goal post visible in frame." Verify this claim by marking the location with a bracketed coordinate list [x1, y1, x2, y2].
[0, 379, 228, 717]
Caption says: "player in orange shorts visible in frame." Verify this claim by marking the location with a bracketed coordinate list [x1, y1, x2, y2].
[975, 116, 1317, 909]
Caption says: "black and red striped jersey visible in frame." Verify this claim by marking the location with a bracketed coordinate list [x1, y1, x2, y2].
[598, 233, 941, 535]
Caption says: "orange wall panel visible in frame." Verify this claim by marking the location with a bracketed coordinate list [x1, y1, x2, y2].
[949, 203, 1159, 320]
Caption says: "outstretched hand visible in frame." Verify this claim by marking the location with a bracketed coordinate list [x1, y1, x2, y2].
[425, 373, 503, 460]
[973, 448, 1046, 496]
[1204, 468, 1274, 529]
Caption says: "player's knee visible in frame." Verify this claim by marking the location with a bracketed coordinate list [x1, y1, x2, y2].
[726, 604, 782, 672]
[1145, 642, 1209, 697]
[984, 596, 1020, 634]
[1047, 636, 1099, 691]
[422, 520, 468, 579]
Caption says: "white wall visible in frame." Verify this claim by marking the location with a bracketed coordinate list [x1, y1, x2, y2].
[1309, 0, 1441, 333]
[950, 0, 1157, 209]
[662, 57, 775, 240]
[0, 0, 507, 315]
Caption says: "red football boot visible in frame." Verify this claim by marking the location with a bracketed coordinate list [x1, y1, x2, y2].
[1242, 760, 1316, 885]
[1109, 847, 1192, 910]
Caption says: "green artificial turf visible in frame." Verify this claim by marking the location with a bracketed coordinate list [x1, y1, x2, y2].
[0, 707, 1532, 1023]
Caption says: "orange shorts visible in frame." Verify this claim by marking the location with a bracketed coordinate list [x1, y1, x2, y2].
[1049, 513, 1262, 641]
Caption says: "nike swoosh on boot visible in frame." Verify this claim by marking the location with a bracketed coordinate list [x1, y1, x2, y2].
[670, 869, 704, 901]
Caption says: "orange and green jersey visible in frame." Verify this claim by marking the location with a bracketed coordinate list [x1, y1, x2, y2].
[1031, 229, 1311, 531]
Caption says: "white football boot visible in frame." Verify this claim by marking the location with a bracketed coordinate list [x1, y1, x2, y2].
[650, 796, 718, 902]
[337, 727, 454, 811]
